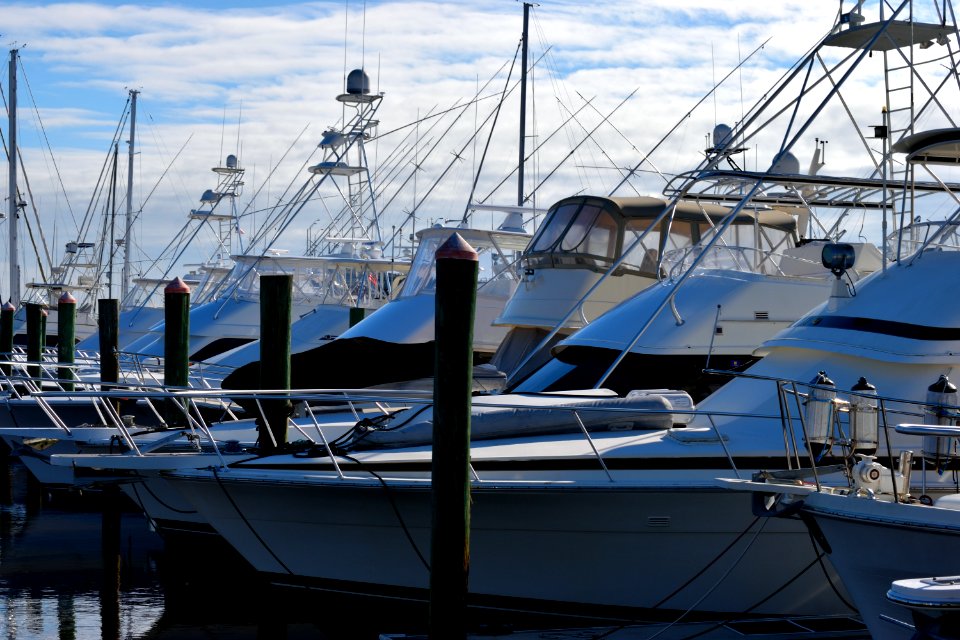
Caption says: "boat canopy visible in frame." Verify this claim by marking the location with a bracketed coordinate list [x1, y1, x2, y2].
[398, 225, 531, 299]
[224, 253, 409, 306]
[892, 128, 960, 165]
[523, 195, 796, 278]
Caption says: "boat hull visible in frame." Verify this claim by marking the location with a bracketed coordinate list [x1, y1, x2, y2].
[802, 493, 960, 640]
[169, 470, 853, 618]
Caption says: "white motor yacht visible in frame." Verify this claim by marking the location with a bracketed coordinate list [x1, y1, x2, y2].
[160, 1, 960, 621]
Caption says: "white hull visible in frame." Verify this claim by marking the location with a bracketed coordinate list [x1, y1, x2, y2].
[170, 467, 852, 617]
[801, 492, 960, 640]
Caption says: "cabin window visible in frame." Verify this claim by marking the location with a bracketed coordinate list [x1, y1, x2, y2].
[531, 202, 580, 252]
[399, 235, 442, 297]
[559, 205, 618, 259]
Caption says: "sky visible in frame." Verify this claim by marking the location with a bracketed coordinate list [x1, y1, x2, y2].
[1, 0, 958, 306]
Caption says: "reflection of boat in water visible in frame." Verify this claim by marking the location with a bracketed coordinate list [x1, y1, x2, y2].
[0, 459, 166, 637]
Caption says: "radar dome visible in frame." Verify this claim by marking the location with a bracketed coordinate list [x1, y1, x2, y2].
[770, 151, 800, 175]
[346, 69, 370, 95]
[226, 154, 238, 169]
[713, 124, 733, 149]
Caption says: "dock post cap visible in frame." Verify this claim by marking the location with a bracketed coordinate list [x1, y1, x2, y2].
[436, 232, 479, 261]
[58, 291, 77, 305]
[1, 301, 14, 312]
[165, 276, 192, 294]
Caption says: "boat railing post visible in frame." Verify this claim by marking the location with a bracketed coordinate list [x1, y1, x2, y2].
[429, 233, 477, 640]
[791, 381, 823, 491]
[571, 409, 613, 482]
[304, 403, 345, 479]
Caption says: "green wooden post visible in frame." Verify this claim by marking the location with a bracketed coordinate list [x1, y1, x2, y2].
[164, 277, 191, 426]
[0, 301, 13, 376]
[98, 299, 119, 391]
[258, 274, 292, 453]
[349, 306, 366, 327]
[429, 233, 478, 640]
[57, 292, 77, 391]
[25, 303, 44, 381]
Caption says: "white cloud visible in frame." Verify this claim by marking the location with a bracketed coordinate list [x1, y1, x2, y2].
[1, 0, 957, 298]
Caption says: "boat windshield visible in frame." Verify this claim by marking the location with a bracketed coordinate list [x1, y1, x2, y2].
[661, 216, 798, 278]
[522, 196, 796, 279]
[399, 230, 526, 299]
[891, 220, 960, 258]
[229, 256, 403, 306]
[526, 199, 628, 272]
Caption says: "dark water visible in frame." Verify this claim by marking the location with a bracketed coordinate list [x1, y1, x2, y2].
[0, 459, 440, 640]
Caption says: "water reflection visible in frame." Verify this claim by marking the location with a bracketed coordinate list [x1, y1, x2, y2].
[0, 459, 432, 640]
[0, 462, 164, 640]
[0, 458, 537, 640]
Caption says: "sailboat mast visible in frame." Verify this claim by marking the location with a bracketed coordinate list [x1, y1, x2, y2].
[518, 2, 530, 208]
[122, 89, 138, 301]
[7, 49, 19, 307]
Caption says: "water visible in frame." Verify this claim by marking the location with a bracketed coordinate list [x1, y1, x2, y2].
[0, 459, 438, 640]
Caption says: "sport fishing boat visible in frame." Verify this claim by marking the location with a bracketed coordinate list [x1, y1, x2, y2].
[714, 127, 960, 640]
[159, 0, 960, 620]
[215, 220, 530, 393]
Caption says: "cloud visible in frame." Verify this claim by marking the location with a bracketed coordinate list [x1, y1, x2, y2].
[1, 0, 957, 299]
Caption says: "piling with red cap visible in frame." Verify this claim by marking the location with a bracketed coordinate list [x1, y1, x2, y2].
[429, 232, 478, 640]
[57, 292, 77, 391]
[164, 277, 191, 426]
[25, 303, 45, 381]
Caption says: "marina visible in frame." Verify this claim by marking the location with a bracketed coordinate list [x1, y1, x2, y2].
[5, 0, 960, 638]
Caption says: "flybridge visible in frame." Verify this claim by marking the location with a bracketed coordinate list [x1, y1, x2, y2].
[663, 169, 960, 210]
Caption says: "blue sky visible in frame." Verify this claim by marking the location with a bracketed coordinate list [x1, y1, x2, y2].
[1, 0, 956, 299]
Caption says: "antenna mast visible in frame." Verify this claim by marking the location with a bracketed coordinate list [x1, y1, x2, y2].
[8, 49, 19, 307]
[518, 2, 530, 208]
[122, 89, 138, 300]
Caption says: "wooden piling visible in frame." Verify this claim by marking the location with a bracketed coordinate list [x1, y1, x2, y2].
[258, 274, 292, 453]
[25, 302, 44, 380]
[57, 292, 77, 391]
[164, 277, 191, 426]
[98, 299, 119, 389]
[0, 301, 13, 376]
[349, 306, 366, 326]
[429, 233, 478, 640]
